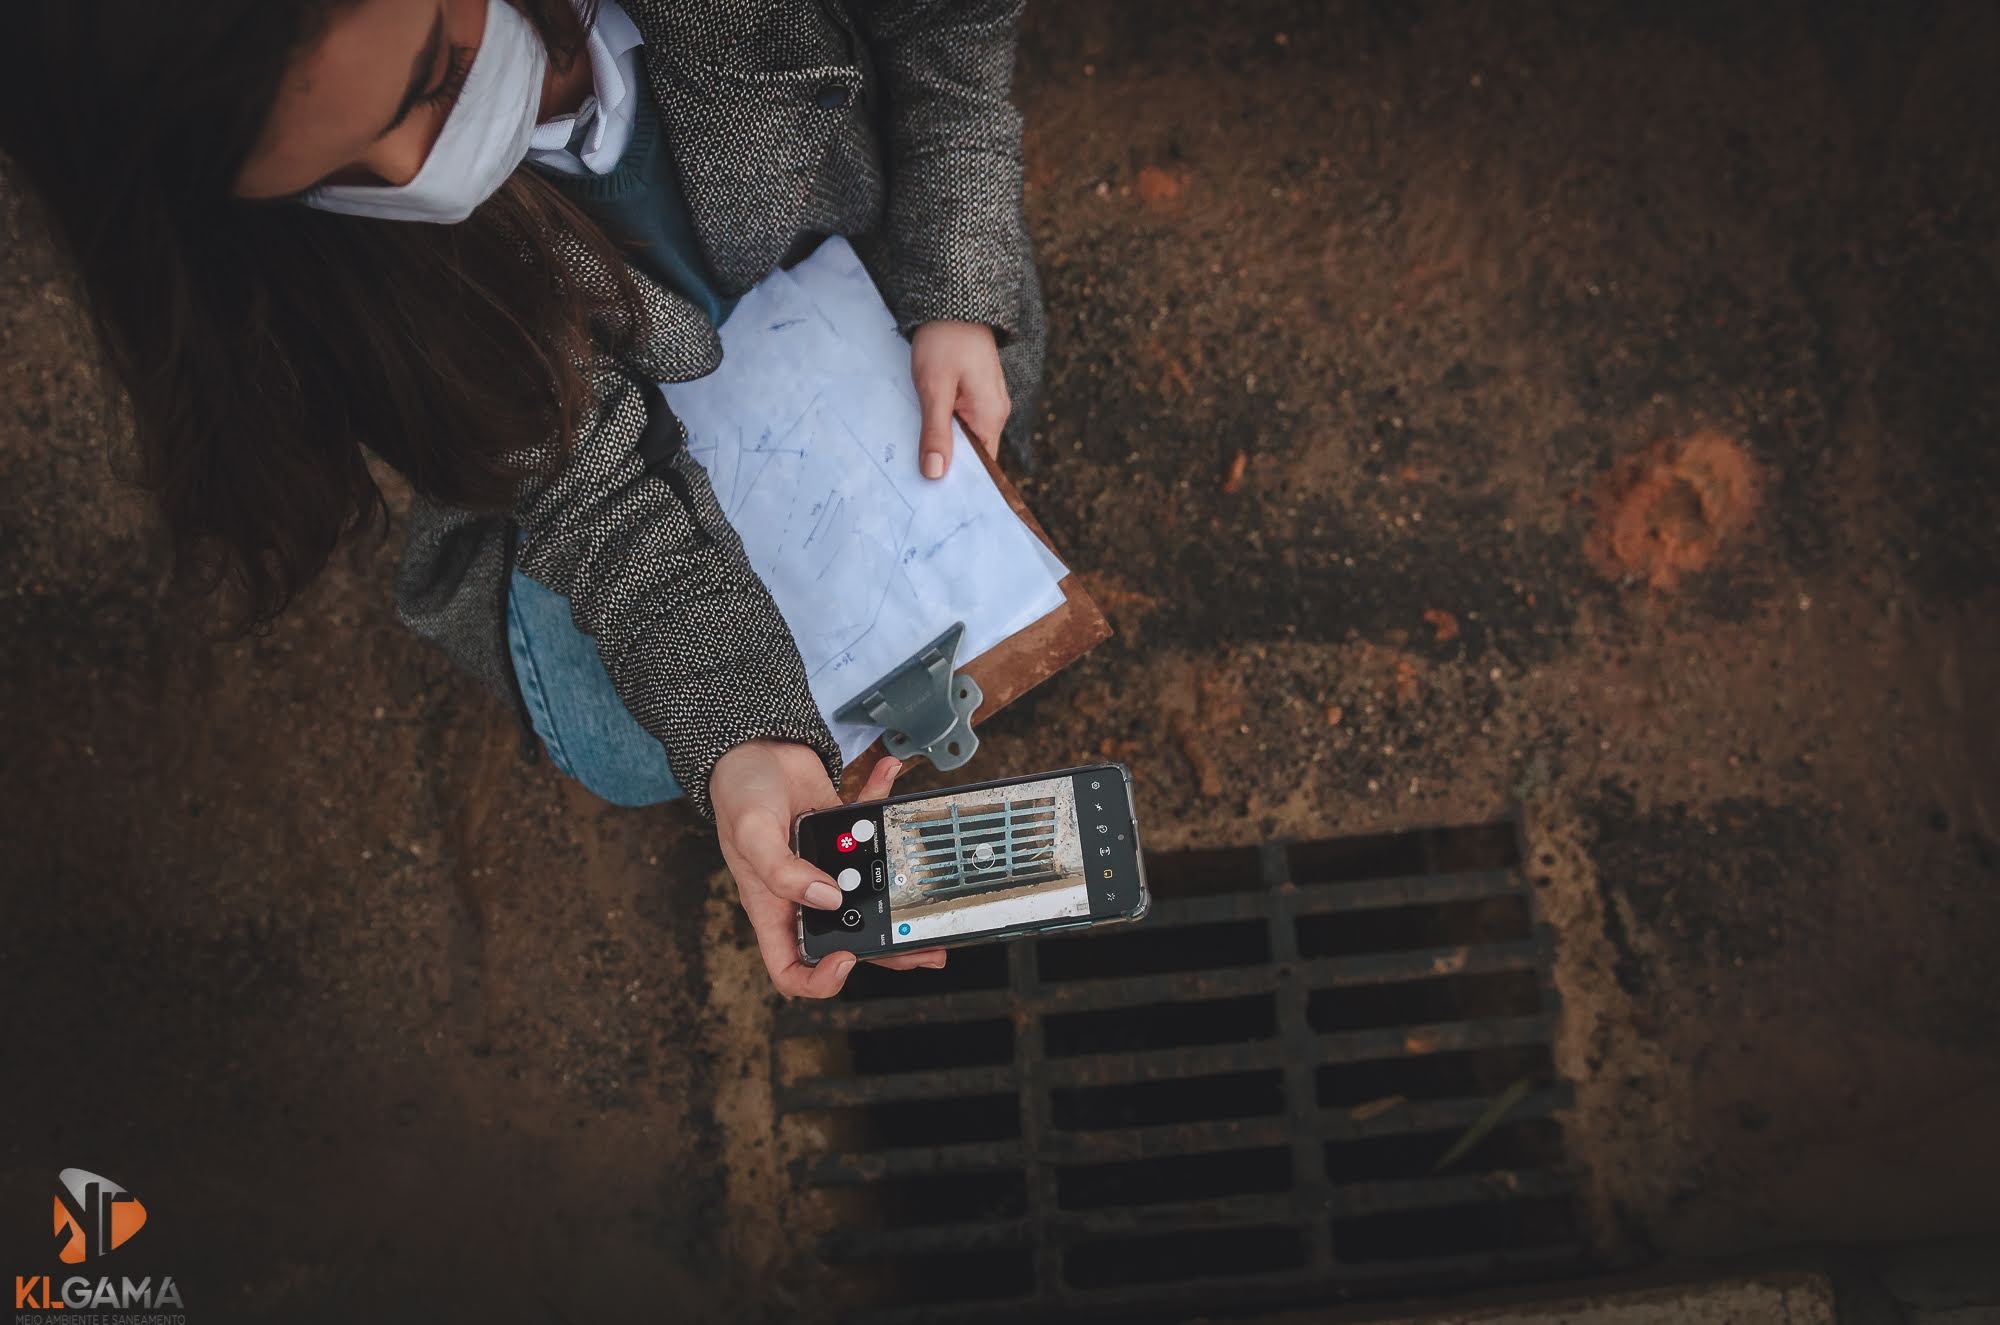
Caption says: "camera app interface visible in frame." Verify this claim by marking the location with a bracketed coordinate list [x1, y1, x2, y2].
[801, 768, 1139, 956]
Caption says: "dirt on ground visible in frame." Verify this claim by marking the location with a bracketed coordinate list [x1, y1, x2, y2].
[3, 1, 1998, 1320]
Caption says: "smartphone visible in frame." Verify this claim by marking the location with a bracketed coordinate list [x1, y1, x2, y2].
[795, 763, 1149, 964]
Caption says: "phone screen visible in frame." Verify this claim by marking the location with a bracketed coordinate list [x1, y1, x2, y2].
[797, 765, 1142, 961]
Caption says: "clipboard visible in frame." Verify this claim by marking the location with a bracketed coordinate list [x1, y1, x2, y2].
[840, 444, 1110, 781]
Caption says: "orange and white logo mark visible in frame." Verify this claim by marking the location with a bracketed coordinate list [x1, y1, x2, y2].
[52, 1168, 147, 1263]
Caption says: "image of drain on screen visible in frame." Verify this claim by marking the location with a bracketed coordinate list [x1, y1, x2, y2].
[880, 776, 1089, 945]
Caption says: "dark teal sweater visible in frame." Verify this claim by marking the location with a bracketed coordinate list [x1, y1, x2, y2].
[534, 68, 736, 328]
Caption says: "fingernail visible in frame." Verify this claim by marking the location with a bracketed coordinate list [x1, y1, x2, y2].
[923, 453, 945, 479]
[925, 956, 948, 969]
[881, 758, 903, 776]
[806, 881, 842, 909]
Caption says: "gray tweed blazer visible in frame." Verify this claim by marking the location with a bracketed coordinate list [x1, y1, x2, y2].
[394, 0, 1042, 817]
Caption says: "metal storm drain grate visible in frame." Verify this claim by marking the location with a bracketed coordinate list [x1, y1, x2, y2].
[906, 794, 1064, 897]
[771, 821, 1583, 1322]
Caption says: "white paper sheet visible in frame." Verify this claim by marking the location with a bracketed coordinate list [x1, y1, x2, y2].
[663, 238, 1067, 764]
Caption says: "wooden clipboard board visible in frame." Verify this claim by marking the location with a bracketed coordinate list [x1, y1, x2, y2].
[841, 445, 1111, 780]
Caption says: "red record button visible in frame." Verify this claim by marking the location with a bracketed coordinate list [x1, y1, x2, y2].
[835, 832, 858, 853]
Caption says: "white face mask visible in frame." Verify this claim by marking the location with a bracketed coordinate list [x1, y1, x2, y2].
[305, 0, 548, 224]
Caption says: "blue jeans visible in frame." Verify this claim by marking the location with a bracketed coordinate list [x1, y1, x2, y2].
[505, 558, 685, 808]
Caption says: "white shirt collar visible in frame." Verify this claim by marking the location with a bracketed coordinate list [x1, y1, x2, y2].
[526, 0, 646, 176]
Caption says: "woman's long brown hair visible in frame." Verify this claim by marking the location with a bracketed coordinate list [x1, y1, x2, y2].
[0, 0, 641, 627]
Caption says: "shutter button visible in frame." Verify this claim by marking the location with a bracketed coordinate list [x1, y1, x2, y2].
[813, 80, 852, 111]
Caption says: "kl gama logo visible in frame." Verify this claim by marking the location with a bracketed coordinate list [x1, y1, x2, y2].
[54, 1167, 148, 1262]
[14, 1169, 182, 1313]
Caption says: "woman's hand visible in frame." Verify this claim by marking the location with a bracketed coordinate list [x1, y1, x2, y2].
[911, 320, 1009, 479]
[710, 741, 946, 998]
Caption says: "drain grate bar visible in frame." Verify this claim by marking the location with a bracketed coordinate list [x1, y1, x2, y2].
[1042, 1039, 1286, 1085]
[784, 1017, 1555, 1112]
[771, 871, 1535, 1032]
[792, 1041, 1297, 1111]
[1331, 1169, 1572, 1216]
[1297, 940, 1546, 989]
[800, 1085, 1571, 1189]
[1329, 1086, 1565, 1139]
[803, 1139, 1028, 1183]
[819, 1171, 1571, 1269]
[1035, 941, 1546, 1012]
[1087, 867, 1520, 929]
[1317, 1012, 1557, 1062]
[991, 965, 1281, 1010]
[780, 988, 1018, 1033]
[824, 1193, 1311, 1265]
[826, 1219, 1038, 1260]
[777, 1064, 1020, 1110]
[853, 1245, 1592, 1325]
[1051, 1193, 1302, 1234]
[1010, 936, 1064, 1308]
[1267, 839, 1337, 1273]
[1290, 868, 1525, 914]
[1036, 1117, 1296, 1163]
[778, 938, 1545, 1032]
[802, 1087, 1571, 1187]
[775, 821, 1584, 1321]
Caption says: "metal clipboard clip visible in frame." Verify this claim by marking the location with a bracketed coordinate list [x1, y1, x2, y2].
[833, 621, 983, 772]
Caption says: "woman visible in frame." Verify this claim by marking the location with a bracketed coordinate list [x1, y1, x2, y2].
[0, 0, 1044, 997]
